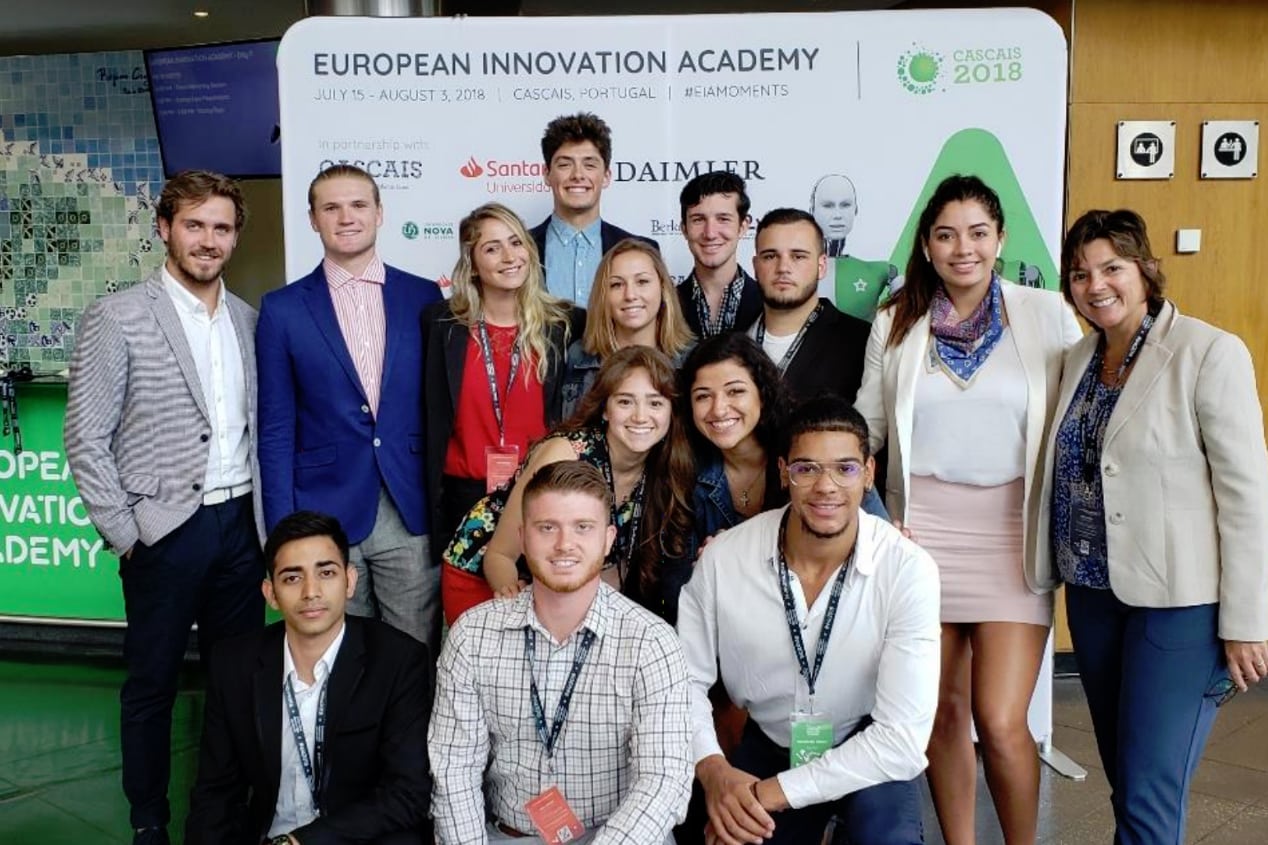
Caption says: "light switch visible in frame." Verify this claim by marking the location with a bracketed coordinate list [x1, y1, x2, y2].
[1176, 229, 1201, 253]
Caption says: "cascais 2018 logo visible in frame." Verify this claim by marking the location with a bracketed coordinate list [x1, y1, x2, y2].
[896, 45, 944, 95]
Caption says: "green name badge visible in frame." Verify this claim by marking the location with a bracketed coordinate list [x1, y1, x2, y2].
[789, 717, 833, 767]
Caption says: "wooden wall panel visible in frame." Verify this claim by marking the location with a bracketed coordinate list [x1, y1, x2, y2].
[1071, 0, 1268, 104]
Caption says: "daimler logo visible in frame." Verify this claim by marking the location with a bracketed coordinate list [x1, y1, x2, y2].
[614, 159, 764, 183]
[460, 157, 484, 178]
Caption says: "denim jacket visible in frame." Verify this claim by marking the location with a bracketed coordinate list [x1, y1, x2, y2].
[691, 454, 890, 553]
[559, 342, 601, 421]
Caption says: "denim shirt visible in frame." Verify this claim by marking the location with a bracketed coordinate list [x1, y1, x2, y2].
[690, 454, 889, 555]
[559, 341, 601, 421]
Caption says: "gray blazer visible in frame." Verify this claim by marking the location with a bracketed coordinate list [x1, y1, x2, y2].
[64, 271, 264, 554]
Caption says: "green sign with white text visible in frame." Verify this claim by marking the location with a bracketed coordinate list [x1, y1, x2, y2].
[1, 385, 125, 622]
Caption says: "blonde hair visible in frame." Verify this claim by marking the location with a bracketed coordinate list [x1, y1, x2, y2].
[449, 203, 573, 382]
[582, 238, 694, 359]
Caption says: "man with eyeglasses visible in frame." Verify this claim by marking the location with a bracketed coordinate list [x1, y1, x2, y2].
[677, 395, 940, 845]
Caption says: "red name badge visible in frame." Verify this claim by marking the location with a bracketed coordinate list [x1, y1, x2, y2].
[525, 786, 586, 844]
[485, 444, 520, 493]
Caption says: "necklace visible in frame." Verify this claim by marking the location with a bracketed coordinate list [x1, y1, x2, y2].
[729, 463, 764, 513]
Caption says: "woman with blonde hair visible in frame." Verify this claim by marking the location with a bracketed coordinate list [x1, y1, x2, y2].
[560, 238, 694, 417]
[422, 202, 585, 584]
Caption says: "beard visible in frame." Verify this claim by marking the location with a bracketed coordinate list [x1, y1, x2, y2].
[762, 280, 818, 311]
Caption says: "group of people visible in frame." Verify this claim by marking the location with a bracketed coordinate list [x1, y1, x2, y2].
[61, 109, 1268, 845]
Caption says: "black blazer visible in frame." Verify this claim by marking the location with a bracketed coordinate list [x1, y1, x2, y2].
[529, 216, 659, 270]
[421, 300, 586, 561]
[185, 617, 431, 845]
[742, 298, 872, 404]
[675, 269, 763, 338]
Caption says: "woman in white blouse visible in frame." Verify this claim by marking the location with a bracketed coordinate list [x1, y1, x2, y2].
[855, 175, 1080, 845]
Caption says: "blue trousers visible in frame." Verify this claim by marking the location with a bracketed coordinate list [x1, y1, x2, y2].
[1065, 585, 1225, 845]
[119, 494, 264, 829]
[728, 719, 924, 845]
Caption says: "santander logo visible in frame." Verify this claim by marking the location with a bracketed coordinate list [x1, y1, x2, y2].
[459, 157, 484, 178]
[437, 274, 452, 290]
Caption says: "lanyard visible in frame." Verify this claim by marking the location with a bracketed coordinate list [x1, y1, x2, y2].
[599, 445, 646, 587]
[755, 301, 824, 374]
[1078, 312, 1154, 482]
[474, 320, 521, 447]
[692, 270, 743, 337]
[776, 515, 852, 704]
[283, 675, 328, 815]
[524, 627, 596, 760]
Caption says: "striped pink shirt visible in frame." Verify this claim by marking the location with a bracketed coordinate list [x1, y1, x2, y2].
[325, 255, 387, 415]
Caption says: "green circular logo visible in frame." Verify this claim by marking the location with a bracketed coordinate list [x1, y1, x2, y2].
[402, 221, 419, 240]
[897, 46, 944, 95]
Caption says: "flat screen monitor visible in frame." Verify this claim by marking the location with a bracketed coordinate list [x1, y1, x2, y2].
[145, 39, 281, 179]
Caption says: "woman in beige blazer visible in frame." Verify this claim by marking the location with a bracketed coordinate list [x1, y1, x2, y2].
[855, 175, 1080, 845]
[1039, 209, 1268, 844]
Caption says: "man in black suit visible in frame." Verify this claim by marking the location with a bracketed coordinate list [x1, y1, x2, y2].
[186, 511, 431, 845]
[528, 112, 657, 304]
[743, 208, 871, 403]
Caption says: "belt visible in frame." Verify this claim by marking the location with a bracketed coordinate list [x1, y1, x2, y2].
[202, 481, 253, 506]
[495, 821, 531, 838]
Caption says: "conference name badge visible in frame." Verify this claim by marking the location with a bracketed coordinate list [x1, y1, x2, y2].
[525, 785, 586, 844]
[485, 444, 520, 493]
[789, 710, 833, 767]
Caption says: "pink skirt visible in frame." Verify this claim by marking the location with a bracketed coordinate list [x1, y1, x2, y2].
[907, 474, 1051, 626]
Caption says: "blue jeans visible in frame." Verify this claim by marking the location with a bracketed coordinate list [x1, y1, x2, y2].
[1065, 585, 1226, 845]
[728, 719, 924, 845]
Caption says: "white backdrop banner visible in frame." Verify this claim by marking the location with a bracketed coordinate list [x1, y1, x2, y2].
[278, 9, 1067, 316]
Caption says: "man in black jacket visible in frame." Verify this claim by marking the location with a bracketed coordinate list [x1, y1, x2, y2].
[186, 511, 431, 845]
[743, 208, 871, 403]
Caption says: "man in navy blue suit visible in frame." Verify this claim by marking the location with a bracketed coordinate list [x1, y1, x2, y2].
[257, 164, 442, 655]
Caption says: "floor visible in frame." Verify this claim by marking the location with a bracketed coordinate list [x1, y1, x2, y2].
[1, 659, 1266, 843]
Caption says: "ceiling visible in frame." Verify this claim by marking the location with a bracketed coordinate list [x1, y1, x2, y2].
[0, 0, 901, 57]
[0, 0, 308, 57]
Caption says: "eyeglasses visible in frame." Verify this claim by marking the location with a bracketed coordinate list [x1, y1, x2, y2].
[1204, 678, 1238, 708]
[786, 460, 864, 487]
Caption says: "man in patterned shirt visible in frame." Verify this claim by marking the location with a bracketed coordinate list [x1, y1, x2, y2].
[675, 170, 762, 338]
[429, 460, 693, 844]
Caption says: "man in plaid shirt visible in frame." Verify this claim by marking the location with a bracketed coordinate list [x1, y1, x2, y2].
[429, 461, 693, 844]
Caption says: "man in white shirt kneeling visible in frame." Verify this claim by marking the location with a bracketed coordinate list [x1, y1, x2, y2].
[677, 395, 941, 845]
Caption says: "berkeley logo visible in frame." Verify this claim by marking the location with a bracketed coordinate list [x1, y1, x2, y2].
[460, 157, 484, 178]
[897, 45, 944, 95]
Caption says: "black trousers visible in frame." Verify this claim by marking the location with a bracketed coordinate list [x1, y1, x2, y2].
[119, 494, 264, 829]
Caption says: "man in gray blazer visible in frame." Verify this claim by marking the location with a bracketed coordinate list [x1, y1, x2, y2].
[64, 170, 266, 845]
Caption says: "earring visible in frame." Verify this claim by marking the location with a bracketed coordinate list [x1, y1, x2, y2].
[996, 246, 1003, 259]
[922, 249, 930, 261]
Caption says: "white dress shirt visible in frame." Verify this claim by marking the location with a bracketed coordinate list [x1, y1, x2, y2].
[269, 622, 347, 837]
[429, 583, 693, 844]
[677, 507, 941, 809]
[162, 268, 251, 491]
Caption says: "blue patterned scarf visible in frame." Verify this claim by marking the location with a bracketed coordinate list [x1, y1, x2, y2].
[928, 275, 1004, 388]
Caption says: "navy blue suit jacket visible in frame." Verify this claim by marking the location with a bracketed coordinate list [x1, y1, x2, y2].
[256, 263, 442, 544]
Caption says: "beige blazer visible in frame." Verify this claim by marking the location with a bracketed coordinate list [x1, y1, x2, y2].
[1035, 302, 1268, 641]
[855, 284, 1082, 592]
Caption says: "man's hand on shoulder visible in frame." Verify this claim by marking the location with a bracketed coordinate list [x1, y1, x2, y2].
[696, 755, 775, 845]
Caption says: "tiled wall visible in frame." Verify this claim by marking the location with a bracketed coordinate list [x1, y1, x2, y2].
[0, 51, 165, 371]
